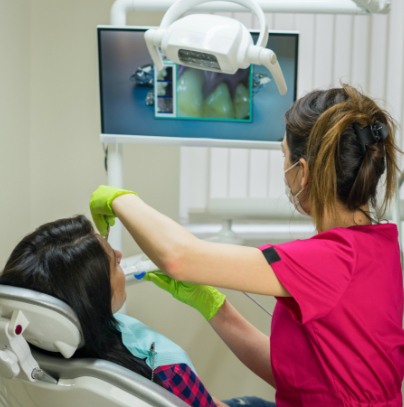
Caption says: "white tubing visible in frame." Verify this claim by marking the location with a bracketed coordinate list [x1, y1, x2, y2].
[111, 0, 135, 25]
[106, 143, 123, 249]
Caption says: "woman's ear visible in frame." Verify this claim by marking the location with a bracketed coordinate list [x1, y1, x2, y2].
[299, 158, 310, 188]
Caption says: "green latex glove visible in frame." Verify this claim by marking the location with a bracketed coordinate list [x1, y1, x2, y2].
[89, 185, 137, 236]
[144, 272, 226, 320]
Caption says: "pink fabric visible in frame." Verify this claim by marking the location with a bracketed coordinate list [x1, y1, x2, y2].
[260, 223, 404, 407]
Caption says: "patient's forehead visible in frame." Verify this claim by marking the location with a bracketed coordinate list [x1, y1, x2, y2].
[96, 235, 113, 257]
[97, 235, 121, 269]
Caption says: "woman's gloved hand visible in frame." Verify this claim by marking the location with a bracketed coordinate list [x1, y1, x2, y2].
[89, 185, 137, 236]
[144, 272, 226, 320]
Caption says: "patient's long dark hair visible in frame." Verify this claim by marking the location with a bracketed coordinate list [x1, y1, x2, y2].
[0, 215, 157, 383]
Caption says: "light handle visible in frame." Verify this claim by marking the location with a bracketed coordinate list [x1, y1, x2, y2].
[144, 29, 165, 71]
[247, 46, 287, 95]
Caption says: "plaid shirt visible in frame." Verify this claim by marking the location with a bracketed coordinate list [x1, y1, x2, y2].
[155, 363, 216, 406]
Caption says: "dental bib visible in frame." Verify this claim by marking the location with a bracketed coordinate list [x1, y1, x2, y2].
[115, 313, 196, 371]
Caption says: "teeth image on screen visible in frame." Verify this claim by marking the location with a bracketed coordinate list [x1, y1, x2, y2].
[176, 68, 251, 120]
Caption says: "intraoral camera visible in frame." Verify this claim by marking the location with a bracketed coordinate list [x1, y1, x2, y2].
[144, 0, 287, 95]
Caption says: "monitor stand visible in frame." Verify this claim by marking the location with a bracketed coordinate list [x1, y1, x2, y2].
[206, 219, 244, 244]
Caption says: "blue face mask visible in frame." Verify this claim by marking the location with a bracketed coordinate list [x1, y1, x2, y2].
[284, 161, 309, 217]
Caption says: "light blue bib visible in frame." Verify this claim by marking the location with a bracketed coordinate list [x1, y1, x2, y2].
[115, 313, 196, 372]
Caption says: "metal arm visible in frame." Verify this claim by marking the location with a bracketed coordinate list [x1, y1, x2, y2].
[111, 0, 390, 23]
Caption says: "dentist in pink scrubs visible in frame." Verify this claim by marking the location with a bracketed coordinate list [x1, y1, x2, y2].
[90, 84, 404, 407]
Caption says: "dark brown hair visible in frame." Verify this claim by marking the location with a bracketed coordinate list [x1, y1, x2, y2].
[285, 84, 400, 230]
[0, 215, 159, 383]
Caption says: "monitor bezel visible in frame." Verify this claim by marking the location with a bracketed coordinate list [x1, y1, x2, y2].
[97, 25, 299, 150]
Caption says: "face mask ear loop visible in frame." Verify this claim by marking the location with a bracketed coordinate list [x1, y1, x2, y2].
[284, 160, 300, 174]
[284, 161, 310, 217]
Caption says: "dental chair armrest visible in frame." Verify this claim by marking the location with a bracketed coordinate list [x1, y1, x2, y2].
[33, 349, 189, 407]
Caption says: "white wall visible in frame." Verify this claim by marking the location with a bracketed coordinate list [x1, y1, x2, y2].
[0, 0, 31, 263]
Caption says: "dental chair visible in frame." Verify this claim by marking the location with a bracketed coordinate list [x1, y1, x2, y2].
[0, 284, 188, 407]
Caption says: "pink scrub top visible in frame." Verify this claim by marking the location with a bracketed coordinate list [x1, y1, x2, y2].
[260, 223, 404, 407]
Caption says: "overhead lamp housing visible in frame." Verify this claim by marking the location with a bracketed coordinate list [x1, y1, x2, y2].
[352, 0, 390, 13]
[144, 0, 287, 95]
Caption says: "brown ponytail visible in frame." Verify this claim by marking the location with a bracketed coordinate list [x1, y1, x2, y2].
[285, 84, 400, 231]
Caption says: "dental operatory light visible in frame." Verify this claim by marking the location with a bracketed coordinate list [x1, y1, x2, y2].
[144, 0, 288, 95]
[352, 0, 390, 13]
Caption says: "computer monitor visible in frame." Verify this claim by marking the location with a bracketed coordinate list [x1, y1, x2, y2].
[97, 26, 298, 149]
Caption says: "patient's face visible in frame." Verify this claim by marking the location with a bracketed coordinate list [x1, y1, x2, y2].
[107, 244, 127, 313]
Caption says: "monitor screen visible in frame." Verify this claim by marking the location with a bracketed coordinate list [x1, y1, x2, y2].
[97, 26, 299, 148]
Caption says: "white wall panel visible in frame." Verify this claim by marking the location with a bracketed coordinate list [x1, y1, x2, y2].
[179, 147, 208, 219]
[333, 15, 353, 84]
[268, 150, 284, 198]
[210, 148, 230, 198]
[228, 149, 249, 197]
[249, 149, 270, 198]
[272, 13, 296, 30]
[232, 11, 255, 28]
[368, 14, 389, 100]
[313, 15, 335, 88]
[350, 15, 370, 89]
[294, 14, 316, 94]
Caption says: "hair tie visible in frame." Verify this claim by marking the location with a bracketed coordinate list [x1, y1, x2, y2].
[353, 121, 388, 154]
